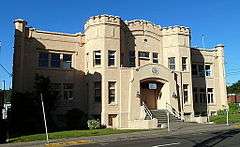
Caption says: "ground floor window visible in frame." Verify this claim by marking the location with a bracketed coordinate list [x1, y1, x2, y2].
[63, 83, 74, 100]
[183, 84, 188, 104]
[94, 81, 101, 102]
[108, 81, 116, 104]
[207, 88, 214, 104]
[108, 114, 117, 126]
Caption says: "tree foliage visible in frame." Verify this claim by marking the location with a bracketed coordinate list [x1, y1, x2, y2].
[227, 80, 240, 94]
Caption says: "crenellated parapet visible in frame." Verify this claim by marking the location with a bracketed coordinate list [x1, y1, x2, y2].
[161, 25, 190, 36]
[84, 14, 121, 30]
[125, 19, 161, 35]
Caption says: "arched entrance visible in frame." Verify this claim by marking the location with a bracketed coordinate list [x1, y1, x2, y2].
[140, 78, 164, 110]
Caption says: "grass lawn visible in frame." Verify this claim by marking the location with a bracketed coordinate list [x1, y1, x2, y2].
[10, 128, 146, 143]
[210, 103, 240, 124]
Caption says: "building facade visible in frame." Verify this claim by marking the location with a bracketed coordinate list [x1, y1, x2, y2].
[13, 15, 227, 129]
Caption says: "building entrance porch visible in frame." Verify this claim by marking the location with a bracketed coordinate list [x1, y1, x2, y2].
[140, 78, 164, 110]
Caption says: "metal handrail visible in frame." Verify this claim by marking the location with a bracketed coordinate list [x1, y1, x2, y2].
[142, 102, 153, 119]
[166, 102, 182, 119]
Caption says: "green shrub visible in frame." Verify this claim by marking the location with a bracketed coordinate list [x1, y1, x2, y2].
[87, 119, 101, 130]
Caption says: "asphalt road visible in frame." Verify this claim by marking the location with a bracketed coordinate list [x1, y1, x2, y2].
[77, 129, 240, 147]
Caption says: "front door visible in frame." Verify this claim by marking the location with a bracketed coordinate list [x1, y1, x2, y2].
[140, 80, 162, 110]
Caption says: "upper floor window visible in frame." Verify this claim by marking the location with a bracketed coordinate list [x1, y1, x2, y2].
[108, 50, 116, 66]
[63, 54, 72, 69]
[168, 57, 175, 70]
[63, 83, 73, 100]
[94, 51, 101, 66]
[193, 87, 198, 103]
[94, 81, 101, 102]
[205, 65, 212, 77]
[39, 52, 49, 67]
[198, 65, 205, 77]
[182, 57, 187, 71]
[183, 84, 188, 104]
[51, 53, 60, 68]
[50, 83, 61, 97]
[153, 53, 158, 64]
[108, 81, 116, 104]
[207, 88, 214, 104]
[199, 88, 206, 103]
[138, 51, 149, 60]
[129, 51, 135, 67]
[192, 64, 198, 75]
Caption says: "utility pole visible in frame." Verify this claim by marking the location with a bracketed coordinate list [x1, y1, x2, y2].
[40, 93, 49, 143]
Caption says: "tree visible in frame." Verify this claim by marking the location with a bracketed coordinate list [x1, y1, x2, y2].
[227, 80, 240, 94]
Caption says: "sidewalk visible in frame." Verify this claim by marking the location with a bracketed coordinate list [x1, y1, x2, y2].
[0, 123, 236, 147]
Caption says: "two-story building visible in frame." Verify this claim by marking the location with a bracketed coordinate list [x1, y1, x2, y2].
[13, 15, 227, 129]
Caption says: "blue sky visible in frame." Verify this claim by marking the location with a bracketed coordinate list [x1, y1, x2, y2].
[0, 0, 239, 89]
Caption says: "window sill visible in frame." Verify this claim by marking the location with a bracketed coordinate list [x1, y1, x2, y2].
[108, 66, 118, 69]
[207, 103, 216, 106]
[108, 102, 117, 106]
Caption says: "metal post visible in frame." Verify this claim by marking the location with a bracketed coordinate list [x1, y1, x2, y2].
[167, 111, 170, 132]
[40, 93, 49, 143]
[226, 109, 229, 126]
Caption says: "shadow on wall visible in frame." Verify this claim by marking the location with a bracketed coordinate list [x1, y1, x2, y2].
[10, 29, 103, 136]
[120, 20, 136, 67]
[191, 49, 207, 117]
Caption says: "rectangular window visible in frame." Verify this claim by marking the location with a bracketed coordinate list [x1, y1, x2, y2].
[192, 64, 198, 75]
[129, 51, 135, 66]
[50, 53, 60, 68]
[108, 50, 116, 66]
[94, 81, 101, 102]
[193, 88, 198, 103]
[182, 57, 187, 71]
[50, 83, 61, 97]
[168, 57, 175, 70]
[198, 65, 205, 77]
[183, 84, 188, 104]
[205, 65, 211, 77]
[63, 54, 72, 69]
[108, 114, 117, 126]
[138, 51, 150, 60]
[207, 88, 214, 104]
[108, 82, 116, 104]
[199, 88, 206, 103]
[94, 51, 101, 66]
[38, 52, 49, 67]
[153, 52, 158, 64]
[63, 83, 73, 100]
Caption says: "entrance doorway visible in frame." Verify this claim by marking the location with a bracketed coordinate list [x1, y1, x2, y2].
[140, 79, 163, 110]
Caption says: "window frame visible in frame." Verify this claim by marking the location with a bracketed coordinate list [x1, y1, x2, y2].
[108, 81, 116, 104]
[94, 81, 101, 102]
[38, 52, 49, 67]
[168, 57, 175, 71]
[94, 50, 101, 66]
[152, 52, 158, 64]
[205, 64, 212, 77]
[108, 50, 116, 66]
[138, 51, 150, 60]
[63, 83, 74, 100]
[183, 84, 189, 104]
[182, 57, 187, 71]
[50, 53, 61, 68]
[207, 88, 214, 104]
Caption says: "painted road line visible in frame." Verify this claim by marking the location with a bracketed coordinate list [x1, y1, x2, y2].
[45, 140, 92, 147]
[152, 142, 181, 147]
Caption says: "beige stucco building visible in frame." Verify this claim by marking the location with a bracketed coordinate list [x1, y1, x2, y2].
[13, 14, 227, 129]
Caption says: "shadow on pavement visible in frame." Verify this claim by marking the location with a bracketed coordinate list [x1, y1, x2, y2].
[193, 129, 240, 147]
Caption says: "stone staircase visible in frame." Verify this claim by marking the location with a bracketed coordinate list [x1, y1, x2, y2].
[146, 109, 182, 127]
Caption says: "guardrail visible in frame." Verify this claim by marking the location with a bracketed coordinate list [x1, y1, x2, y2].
[166, 102, 182, 120]
[142, 102, 153, 119]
